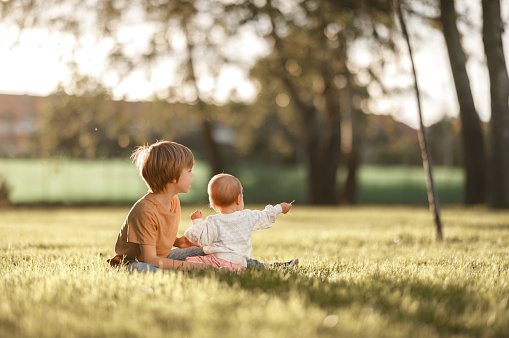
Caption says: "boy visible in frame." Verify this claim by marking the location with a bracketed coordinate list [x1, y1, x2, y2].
[108, 141, 206, 272]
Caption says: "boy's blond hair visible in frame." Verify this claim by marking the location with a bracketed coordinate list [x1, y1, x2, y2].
[208, 173, 243, 210]
[131, 141, 194, 194]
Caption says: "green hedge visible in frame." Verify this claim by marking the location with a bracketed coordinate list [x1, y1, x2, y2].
[0, 159, 463, 205]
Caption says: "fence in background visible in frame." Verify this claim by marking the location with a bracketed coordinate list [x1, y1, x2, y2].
[0, 159, 209, 205]
[0, 159, 464, 205]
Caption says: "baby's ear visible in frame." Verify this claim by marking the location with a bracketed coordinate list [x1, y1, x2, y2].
[235, 194, 242, 205]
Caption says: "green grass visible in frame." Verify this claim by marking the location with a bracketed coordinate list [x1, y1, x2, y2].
[0, 159, 464, 205]
[1, 205, 508, 337]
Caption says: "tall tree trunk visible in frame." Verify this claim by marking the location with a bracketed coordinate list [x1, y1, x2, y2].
[316, 61, 342, 205]
[297, 99, 341, 205]
[341, 145, 359, 205]
[268, 18, 342, 205]
[482, 0, 509, 208]
[201, 119, 223, 175]
[306, 140, 340, 205]
[183, 20, 224, 176]
[440, 0, 487, 205]
[339, 75, 359, 205]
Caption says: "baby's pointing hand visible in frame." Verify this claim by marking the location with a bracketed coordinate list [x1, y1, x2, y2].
[191, 210, 202, 220]
[280, 203, 292, 214]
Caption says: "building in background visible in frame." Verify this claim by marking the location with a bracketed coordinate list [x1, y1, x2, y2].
[0, 94, 40, 157]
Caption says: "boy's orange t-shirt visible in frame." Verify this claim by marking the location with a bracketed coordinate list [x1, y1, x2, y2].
[109, 193, 181, 264]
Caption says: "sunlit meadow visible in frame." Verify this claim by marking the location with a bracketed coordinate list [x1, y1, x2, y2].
[1, 205, 508, 337]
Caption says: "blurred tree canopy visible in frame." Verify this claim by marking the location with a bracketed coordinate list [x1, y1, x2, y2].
[38, 77, 204, 158]
[2, 0, 508, 206]
[224, 0, 399, 204]
[1, 0, 401, 205]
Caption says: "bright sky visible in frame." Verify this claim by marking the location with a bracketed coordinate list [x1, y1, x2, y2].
[0, 3, 507, 129]
[0, 23, 262, 104]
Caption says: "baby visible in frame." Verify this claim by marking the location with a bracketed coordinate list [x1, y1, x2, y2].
[184, 173, 293, 271]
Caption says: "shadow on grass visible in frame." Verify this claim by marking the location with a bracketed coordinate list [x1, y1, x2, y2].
[459, 223, 509, 231]
[186, 268, 497, 337]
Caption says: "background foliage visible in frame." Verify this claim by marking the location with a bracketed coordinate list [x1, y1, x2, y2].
[2, 0, 506, 206]
[0, 159, 463, 205]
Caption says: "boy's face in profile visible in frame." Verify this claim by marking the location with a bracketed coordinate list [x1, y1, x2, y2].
[174, 166, 195, 194]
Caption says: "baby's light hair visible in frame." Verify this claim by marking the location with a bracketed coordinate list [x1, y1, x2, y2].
[208, 173, 243, 210]
[131, 140, 194, 194]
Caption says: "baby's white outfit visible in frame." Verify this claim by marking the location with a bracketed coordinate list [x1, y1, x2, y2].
[184, 204, 283, 267]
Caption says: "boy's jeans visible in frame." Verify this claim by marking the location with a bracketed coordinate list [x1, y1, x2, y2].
[127, 247, 265, 272]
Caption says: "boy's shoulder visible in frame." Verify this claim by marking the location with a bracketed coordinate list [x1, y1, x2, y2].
[130, 194, 180, 214]
[132, 193, 156, 209]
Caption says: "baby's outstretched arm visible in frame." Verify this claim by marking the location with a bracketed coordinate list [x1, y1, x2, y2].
[191, 210, 203, 220]
[280, 202, 292, 214]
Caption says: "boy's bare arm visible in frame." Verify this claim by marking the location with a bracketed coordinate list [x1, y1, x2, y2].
[173, 235, 200, 248]
[173, 210, 205, 248]
[140, 244, 206, 270]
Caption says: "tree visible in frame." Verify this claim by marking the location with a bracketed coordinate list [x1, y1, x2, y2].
[37, 82, 113, 159]
[168, 4, 224, 174]
[37, 80, 137, 158]
[236, 0, 396, 204]
[482, 0, 509, 208]
[0, 0, 237, 173]
[2, 0, 404, 205]
[395, 0, 443, 240]
[36, 77, 198, 158]
[440, 0, 487, 205]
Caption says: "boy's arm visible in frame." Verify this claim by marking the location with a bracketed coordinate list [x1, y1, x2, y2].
[178, 209, 207, 247]
[139, 244, 206, 270]
[173, 235, 200, 248]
